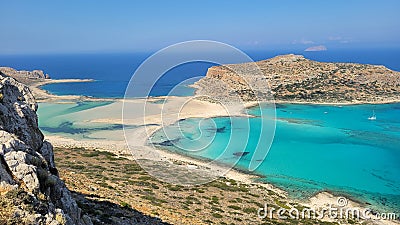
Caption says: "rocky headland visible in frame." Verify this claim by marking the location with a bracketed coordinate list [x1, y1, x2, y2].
[0, 67, 94, 102]
[0, 67, 50, 82]
[194, 54, 400, 104]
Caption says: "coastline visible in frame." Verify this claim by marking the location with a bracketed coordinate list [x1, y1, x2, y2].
[30, 78, 123, 102]
[36, 84, 399, 224]
[36, 79, 400, 105]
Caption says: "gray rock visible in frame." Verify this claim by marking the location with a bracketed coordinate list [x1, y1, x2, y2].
[40, 140, 57, 171]
[0, 155, 15, 189]
[0, 75, 43, 151]
[0, 74, 91, 224]
[4, 150, 41, 193]
[82, 214, 94, 225]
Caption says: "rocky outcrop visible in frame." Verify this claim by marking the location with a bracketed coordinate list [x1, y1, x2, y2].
[194, 54, 400, 103]
[0, 72, 91, 224]
[0, 67, 50, 81]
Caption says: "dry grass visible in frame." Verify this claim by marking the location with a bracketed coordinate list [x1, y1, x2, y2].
[53, 147, 344, 225]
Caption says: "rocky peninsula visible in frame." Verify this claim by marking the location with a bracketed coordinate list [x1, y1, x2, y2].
[194, 54, 400, 104]
[0, 67, 94, 102]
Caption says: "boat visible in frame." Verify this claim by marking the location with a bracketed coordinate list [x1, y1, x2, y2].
[368, 110, 377, 120]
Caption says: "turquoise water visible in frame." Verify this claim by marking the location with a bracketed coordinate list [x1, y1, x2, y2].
[37, 101, 126, 140]
[150, 103, 400, 211]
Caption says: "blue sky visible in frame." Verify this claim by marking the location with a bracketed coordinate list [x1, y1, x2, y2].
[1, 0, 399, 54]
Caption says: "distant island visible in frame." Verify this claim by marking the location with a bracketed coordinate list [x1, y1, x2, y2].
[194, 54, 400, 104]
[305, 45, 328, 51]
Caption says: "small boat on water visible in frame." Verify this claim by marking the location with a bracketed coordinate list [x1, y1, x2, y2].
[368, 110, 377, 120]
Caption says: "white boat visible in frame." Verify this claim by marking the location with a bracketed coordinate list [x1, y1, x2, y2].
[368, 110, 376, 120]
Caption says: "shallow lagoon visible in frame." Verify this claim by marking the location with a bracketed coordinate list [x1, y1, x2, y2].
[150, 103, 400, 211]
[37, 101, 125, 140]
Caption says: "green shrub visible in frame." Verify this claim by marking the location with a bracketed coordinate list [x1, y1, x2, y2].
[228, 205, 241, 210]
[120, 202, 131, 208]
[212, 213, 223, 218]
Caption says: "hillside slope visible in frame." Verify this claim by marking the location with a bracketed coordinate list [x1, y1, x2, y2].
[194, 54, 400, 103]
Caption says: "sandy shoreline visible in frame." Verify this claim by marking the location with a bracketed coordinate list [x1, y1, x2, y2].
[32, 77, 400, 105]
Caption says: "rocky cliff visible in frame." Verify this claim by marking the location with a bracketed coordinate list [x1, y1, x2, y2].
[0, 71, 91, 224]
[194, 54, 400, 103]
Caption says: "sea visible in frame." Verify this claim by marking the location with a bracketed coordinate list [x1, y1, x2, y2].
[1, 49, 399, 98]
[1, 48, 399, 212]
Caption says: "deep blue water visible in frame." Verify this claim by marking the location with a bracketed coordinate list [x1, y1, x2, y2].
[1, 49, 399, 97]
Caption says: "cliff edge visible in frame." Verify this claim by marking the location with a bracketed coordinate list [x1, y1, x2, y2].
[0, 71, 91, 224]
